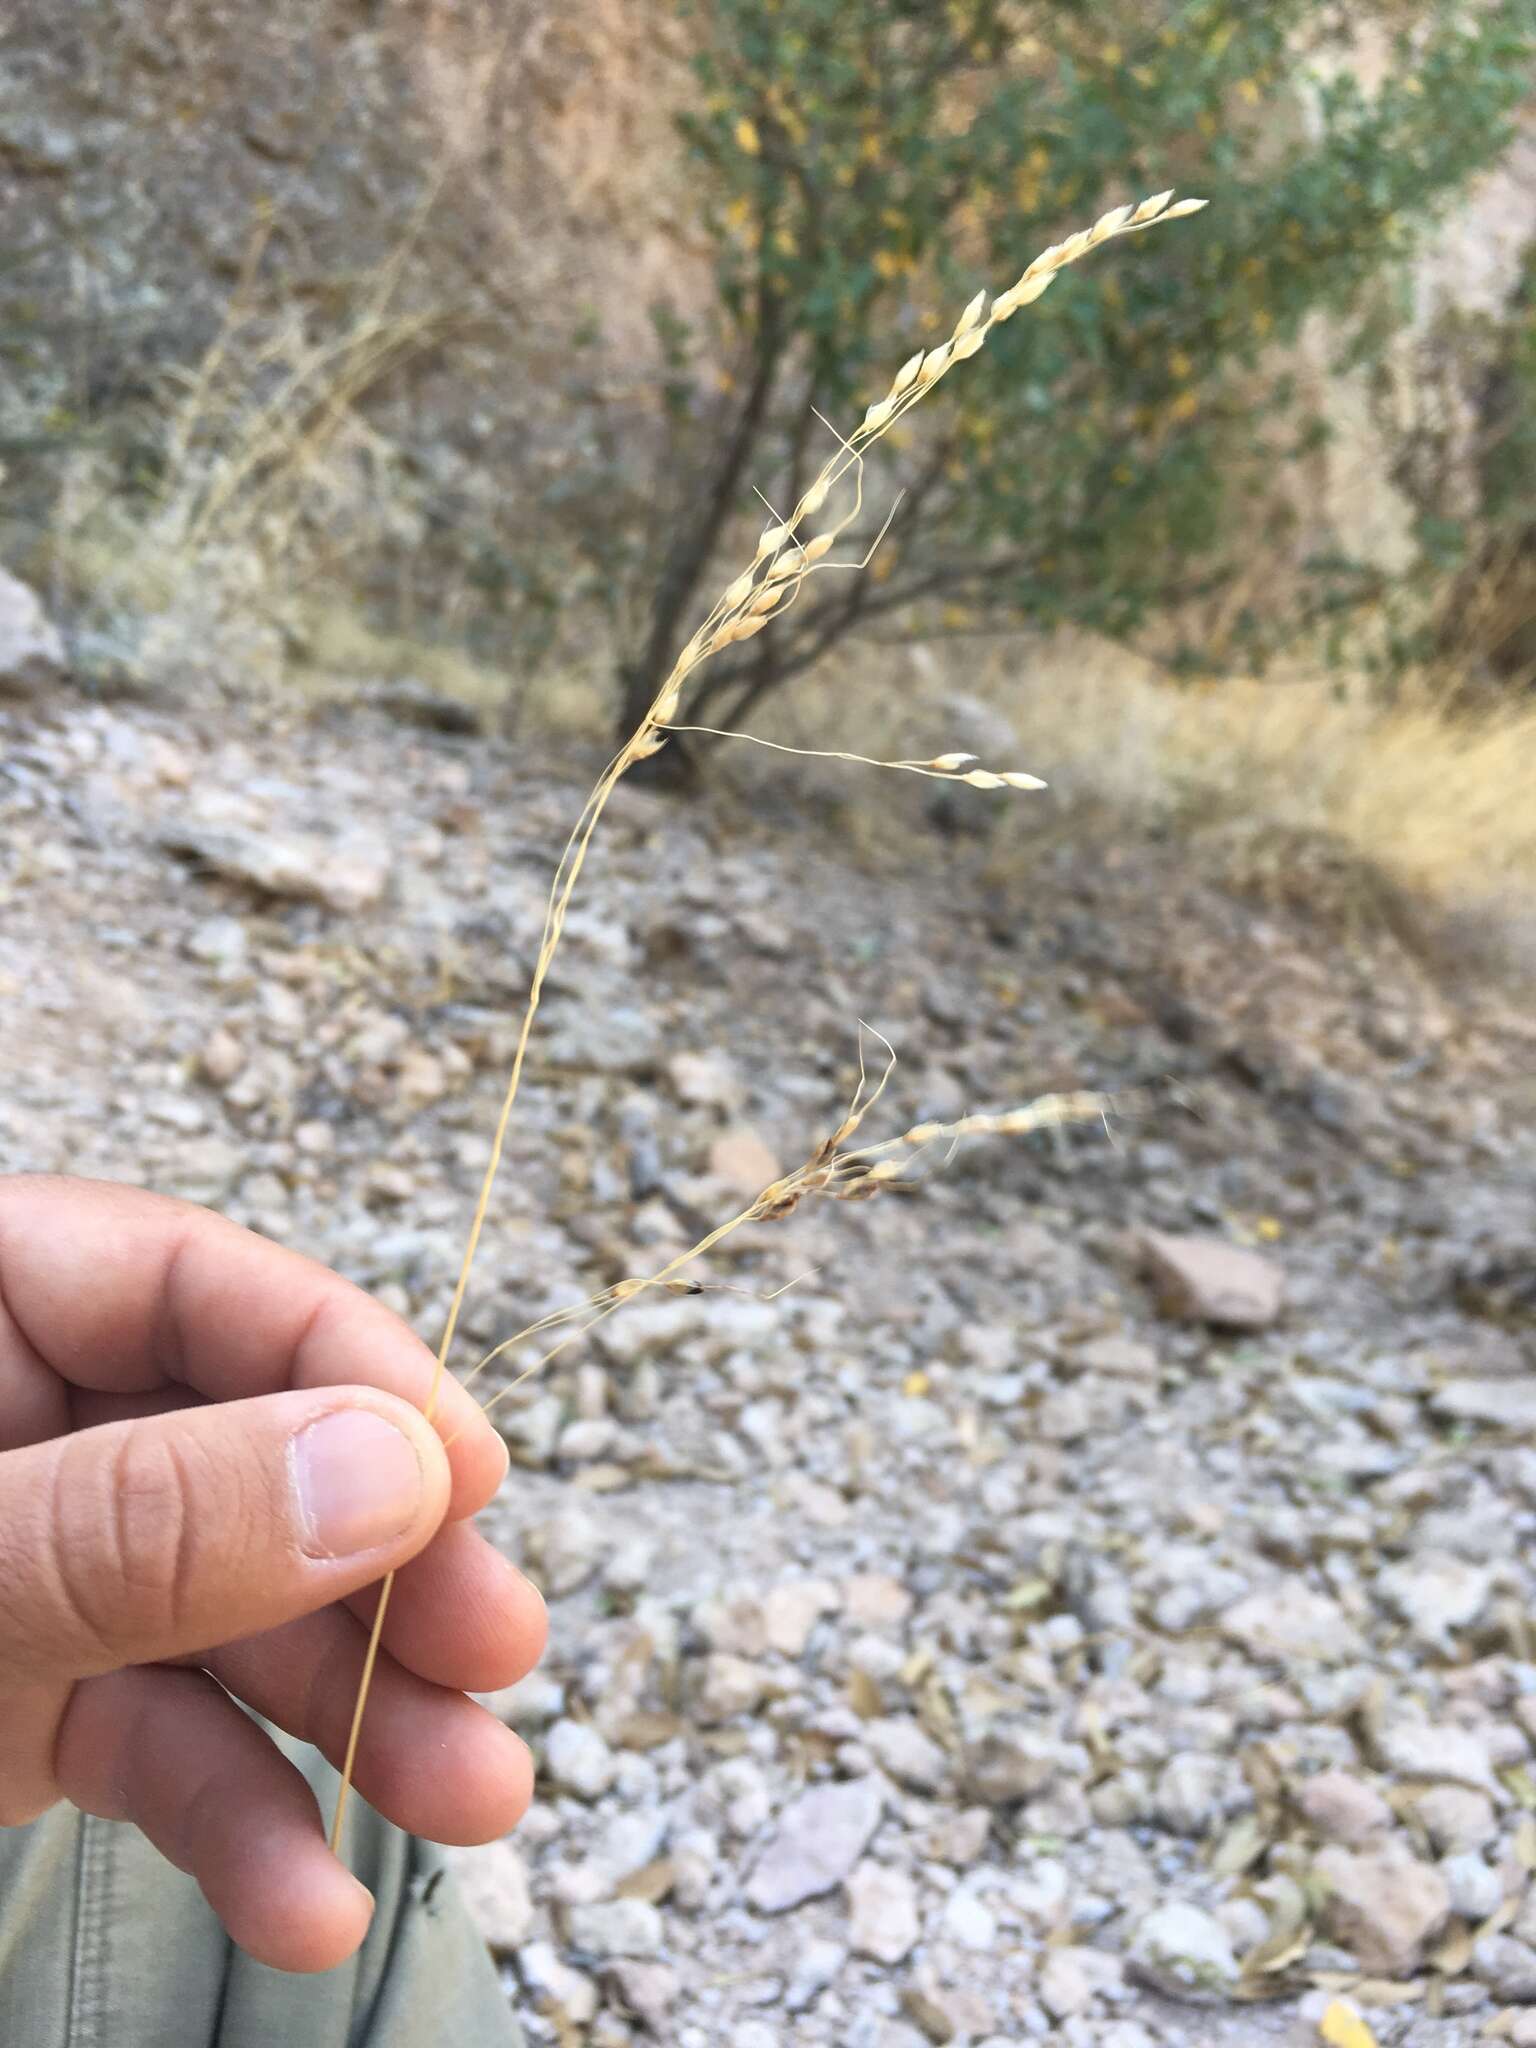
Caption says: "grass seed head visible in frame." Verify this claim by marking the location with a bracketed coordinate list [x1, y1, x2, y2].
[334, 183, 1209, 1860]
[892, 349, 925, 396]
[994, 272, 1056, 319]
[952, 289, 988, 341]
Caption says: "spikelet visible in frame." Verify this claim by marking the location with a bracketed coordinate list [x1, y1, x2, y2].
[992, 272, 1056, 321]
[951, 289, 988, 342]
[891, 349, 925, 397]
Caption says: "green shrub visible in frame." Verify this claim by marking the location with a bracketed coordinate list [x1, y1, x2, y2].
[617, 0, 1536, 734]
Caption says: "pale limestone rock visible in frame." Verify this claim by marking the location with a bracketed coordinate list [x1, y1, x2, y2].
[846, 1860, 920, 1965]
[746, 1777, 884, 1913]
[0, 567, 65, 697]
[446, 1839, 533, 1952]
[1127, 1901, 1239, 2002]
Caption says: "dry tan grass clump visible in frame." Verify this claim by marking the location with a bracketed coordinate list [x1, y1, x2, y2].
[925, 644, 1536, 965]
[330, 189, 1207, 1846]
[768, 623, 1536, 976]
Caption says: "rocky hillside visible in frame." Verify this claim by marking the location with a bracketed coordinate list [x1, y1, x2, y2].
[0, 0, 703, 649]
[5, 1, 1535, 690]
[4, 669, 1536, 2047]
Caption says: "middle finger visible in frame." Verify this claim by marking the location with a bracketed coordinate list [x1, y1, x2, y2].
[344, 1518, 547, 1694]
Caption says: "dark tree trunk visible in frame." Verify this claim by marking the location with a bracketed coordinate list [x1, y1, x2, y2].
[614, 295, 787, 742]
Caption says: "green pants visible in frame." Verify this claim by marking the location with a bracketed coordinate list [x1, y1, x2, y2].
[0, 1741, 523, 2048]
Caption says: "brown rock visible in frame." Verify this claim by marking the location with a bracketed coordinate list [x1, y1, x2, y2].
[962, 1722, 1090, 1805]
[1141, 1230, 1284, 1328]
[1313, 1841, 1451, 1975]
[1295, 1770, 1395, 1844]
[198, 1027, 246, 1085]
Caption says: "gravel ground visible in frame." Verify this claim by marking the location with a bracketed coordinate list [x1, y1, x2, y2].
[4, 687, 1536, 2048]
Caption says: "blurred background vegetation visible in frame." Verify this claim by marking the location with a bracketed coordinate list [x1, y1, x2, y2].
[2, 0, 1534, 940]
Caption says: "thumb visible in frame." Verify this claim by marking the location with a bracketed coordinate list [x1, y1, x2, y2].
[0, 1390, 450, 1681]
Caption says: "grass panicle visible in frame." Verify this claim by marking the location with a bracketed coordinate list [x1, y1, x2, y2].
[448, 1058, 1162, 1446]
[329, 189, 1206, 1852]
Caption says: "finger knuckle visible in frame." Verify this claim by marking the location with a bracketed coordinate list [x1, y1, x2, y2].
[52, 1428, 195, 1666]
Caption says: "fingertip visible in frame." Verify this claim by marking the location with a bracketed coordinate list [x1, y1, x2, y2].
[459, 1721, 535, 1844]
[349, 1388, 455, 1534]
[432, 1382, 510, 1520]
[221, 1849, 376, 1974]
[522, 1572, 549, 1665]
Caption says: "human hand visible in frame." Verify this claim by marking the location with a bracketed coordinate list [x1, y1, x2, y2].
[0, 1176, 544, 1974]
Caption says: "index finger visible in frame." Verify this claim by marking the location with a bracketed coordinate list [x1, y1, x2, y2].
[0, 1176, 507, 1516]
